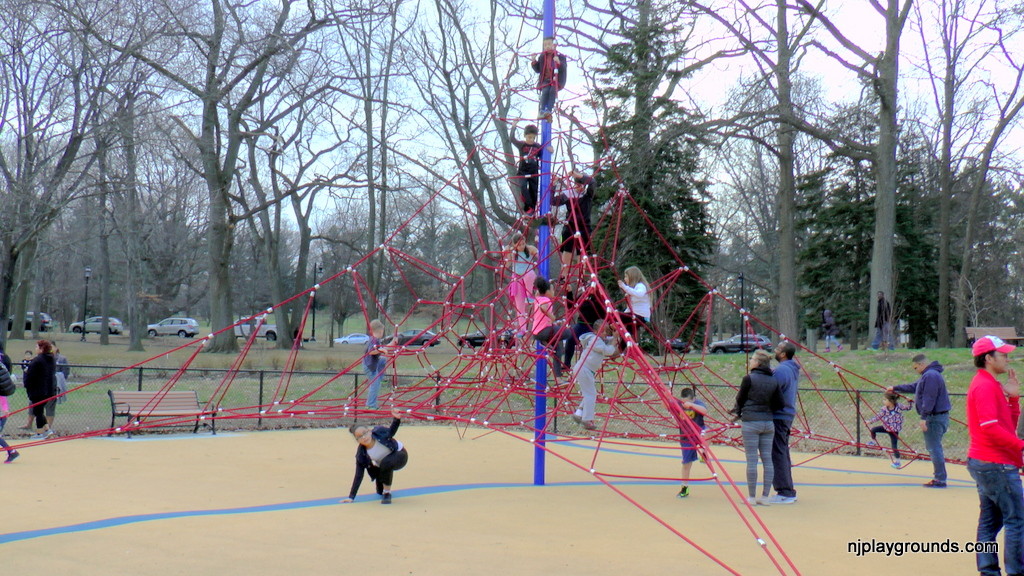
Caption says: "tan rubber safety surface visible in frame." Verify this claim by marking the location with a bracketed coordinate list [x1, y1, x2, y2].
[1, 426, 983, 575]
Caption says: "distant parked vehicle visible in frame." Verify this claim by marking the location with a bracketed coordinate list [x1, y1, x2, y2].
[707, 334, 773, 354]
[7, 312, 53, 332]
[148, 318, 201, 338]
[457, 329, 514, 349]
[233, 318, 278, 341]
[334, 333, 370, 345]
[384, 329, 439, 347]
[70, 316, 124, 335]
[668, 338, 693, 354]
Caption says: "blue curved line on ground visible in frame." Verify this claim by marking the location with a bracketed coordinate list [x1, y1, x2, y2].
[554, 438, 973, 486]
[0, 476, 969, 545]
[1, 433, 969, 544]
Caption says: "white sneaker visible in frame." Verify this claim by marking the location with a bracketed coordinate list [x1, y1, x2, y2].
[755, 496, 772, 506]
[770, 495, 797, 504]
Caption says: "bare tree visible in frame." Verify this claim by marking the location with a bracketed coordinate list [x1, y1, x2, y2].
[65, 0, 335, 351]
[914, 0, 1024, 345]
[794, 0, 914, 334]
[0, 1, 119, 345]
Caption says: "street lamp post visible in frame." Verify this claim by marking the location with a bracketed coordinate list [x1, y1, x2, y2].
[80, 267, 92, 342]
[311, 262, 323, 342]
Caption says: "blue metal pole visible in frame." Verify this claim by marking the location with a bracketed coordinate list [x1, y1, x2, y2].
[533, 0, 556, 487]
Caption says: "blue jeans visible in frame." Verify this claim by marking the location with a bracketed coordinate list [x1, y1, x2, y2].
[364, 363, 386, 409]
[539, 86, 557, 115]
[968, 458, 1024, 576]
[871, 322, 893, 350]
[923, 413, 949, 482]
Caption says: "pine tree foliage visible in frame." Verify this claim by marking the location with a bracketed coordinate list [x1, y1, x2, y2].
[589, 0, 714, 332]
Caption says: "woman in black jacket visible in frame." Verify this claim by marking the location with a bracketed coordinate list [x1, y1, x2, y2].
[24, 340, 56, 439]
[734, 349, 784, 506]
[341, 409, 410, 505]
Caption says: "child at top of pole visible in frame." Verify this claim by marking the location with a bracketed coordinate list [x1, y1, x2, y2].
[532, 36, 567, 122]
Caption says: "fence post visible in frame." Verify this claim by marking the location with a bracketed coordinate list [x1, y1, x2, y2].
[137, 367, 144, 391]
[354, 373, 361, 419]
[855, 390, 861, 456]
[433, 374, 441, 413]
[258, 370, 264, 428]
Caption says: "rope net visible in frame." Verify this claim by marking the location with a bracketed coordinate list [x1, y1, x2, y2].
[11, 40, 950, 576]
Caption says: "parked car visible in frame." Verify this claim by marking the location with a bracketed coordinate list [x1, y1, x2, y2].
[668, 338, 693, 354]
[334, 333, 370, 345]
[7, 312, 53, 332]
[70, 316, 124, 335]
[385, 329, 439, 347]
[458, 329, 514, 349]
[708, 334, 773, 354]
[233, 318, 278, 341]
[147, 317, 200, 338]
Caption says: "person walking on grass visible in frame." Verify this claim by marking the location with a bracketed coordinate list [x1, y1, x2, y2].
[0, 360, 19, 463]
[24, 340, 56, 440]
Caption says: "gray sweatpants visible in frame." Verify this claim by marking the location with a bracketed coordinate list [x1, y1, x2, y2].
[574, 367, 597, 421]
[742, 420, 775, 498]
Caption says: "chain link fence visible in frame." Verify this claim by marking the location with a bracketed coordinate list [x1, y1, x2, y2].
[4, 365, 968, 464]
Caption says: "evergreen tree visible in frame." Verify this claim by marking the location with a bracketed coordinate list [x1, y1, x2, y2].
[799, 135, 940, 348]
[589, 0, 714, 337]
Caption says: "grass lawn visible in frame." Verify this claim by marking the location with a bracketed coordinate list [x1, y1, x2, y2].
[10, 332, 982, 458]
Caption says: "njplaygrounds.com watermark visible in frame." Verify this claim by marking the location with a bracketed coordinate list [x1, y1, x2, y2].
[848, 538, 999, 557]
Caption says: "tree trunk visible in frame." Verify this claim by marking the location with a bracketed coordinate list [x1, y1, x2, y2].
[868, 1, 904, 334]
[935, 63, 955, 347]
[10, 239, 38, 341]
[121, 88, 146, 352]
[774, 0, 798, 339]
[99, 176, 112, 346]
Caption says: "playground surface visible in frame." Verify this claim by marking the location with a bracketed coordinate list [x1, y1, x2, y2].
[2, 425, 984, 575]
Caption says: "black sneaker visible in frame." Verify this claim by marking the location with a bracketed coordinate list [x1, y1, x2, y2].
[4, 451, 19, 464]
[381, 493, 392, 505]
[922, 480, 947, 488]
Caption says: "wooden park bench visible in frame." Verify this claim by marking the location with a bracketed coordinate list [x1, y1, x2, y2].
[964, 327, 1024, 347]
[108, 390, 216, 437]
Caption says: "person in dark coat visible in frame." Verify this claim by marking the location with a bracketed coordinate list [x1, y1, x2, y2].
[532, 36, 568, 121]
[821, 309, 842, 352]
[871, 291, 894, 350]
[889, 354, 951, 487]
[734, 350, 784, 506]
[341, 409, 410, 505]
[24, 339, 56, 439]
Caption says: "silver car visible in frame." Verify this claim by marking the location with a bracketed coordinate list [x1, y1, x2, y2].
[70, 316, 124, 335]
[147, 317, 200, 338]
